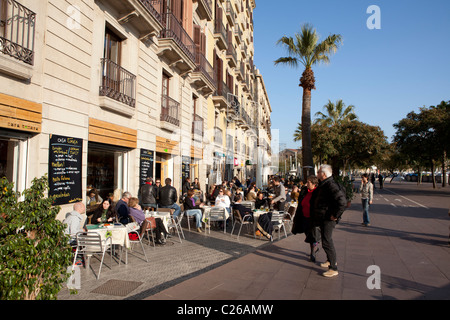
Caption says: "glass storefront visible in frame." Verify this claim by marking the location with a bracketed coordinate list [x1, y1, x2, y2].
[0, 130, 29, 194]
[87, 142, 129, 201]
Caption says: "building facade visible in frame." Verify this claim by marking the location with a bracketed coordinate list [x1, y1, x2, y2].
[0, 0, 272, 220]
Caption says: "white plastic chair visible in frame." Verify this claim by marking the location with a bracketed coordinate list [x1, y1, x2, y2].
[72, 232, 113, 279]
[231, 209, 254, 240]
[206, 207, 227, 234]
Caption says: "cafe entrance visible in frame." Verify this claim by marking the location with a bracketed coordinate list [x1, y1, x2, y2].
[87, 142, 129, 200]
[0, 130, 30, 194]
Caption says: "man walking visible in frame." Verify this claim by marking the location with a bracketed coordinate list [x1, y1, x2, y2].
[159, 178, 181, 219]
[311, 165, 347, 277]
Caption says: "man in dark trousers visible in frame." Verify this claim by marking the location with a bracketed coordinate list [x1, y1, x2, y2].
[311, 164, 347, 277]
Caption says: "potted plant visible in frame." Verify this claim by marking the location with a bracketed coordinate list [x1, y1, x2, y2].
[0, 175, 73, 300]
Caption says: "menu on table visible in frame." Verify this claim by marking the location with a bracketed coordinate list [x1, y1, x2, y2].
[48, 134, 83, 206]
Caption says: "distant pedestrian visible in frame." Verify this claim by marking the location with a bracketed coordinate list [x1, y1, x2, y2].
[311, 165, 347, 277]
[360, 173, 374, 227]
[378, 173, 384, 189]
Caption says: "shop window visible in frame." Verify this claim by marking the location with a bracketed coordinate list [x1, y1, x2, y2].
[87, 143, 128, 201]
[0, 134, 28, 194]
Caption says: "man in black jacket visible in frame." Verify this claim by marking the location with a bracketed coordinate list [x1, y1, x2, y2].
[159, 178, 181, 219]
[311, 164, 347, 277]
[138, 177, 157, 211]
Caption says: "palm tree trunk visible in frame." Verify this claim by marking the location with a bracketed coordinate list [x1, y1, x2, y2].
[301, 88, 314, 181]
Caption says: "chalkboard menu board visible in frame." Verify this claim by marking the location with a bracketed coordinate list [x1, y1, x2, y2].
[181, 156, 190, 184]
[48, 134, 83, 206]
[139, 149, 154, 185]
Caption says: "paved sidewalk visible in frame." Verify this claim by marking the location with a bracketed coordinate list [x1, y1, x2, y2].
[148, 182, 450, 300]
[59, 182, 450, 301]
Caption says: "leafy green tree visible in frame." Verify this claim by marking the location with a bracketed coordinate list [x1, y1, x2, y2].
[0, 175, 73, 300]
[294, 120, 389, 176]
[314, 99, 358, 126]
[275, 23, 342, 181]
[393, 101, 450, 187]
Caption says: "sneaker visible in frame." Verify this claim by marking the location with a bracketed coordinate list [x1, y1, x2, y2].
[197, 227, 203, 233]
[320, 261, 337, 268]
[323, 269, 339, 277]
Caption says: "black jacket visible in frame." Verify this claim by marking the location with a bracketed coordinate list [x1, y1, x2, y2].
[159, 185, 177, 206]
[310, 176, 347, 224]
[292, 186, 309, 234]
[138, 183, 157, 204]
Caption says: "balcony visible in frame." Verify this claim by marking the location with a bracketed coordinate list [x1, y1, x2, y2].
[214, 20, 228, 50]
[160, 94, 180, 130]
[226, 41, 237, 68]
[193, 0, 213, 21]
[234, 24, 242, 44]
[158, 12, 196, 74]
[192, 114, 204, 141]
[212, 81, 231, 110]
[106, 0, 163, 39]
[191, 52, 217, 95]
[226, 0, 236, 26]
[240, 42, 248, 58]
[236, 61, 244, 81]
[99, 58, 136, 115]
[0, 0, 35, 79]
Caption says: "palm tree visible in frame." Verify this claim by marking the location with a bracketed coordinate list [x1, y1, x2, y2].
[315, 99, 358, 126]
[275, 23, 342, 180]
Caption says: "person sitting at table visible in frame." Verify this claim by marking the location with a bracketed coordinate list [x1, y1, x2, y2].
[246, 184, 257, 201]
[159, 178, 182, 220]
[116, 191, 131, 225]
[90, 199, 116, 224]
[192, 178, 201, 191]
[183, 189, 205, 233]
[255, 192, 269, 210]
[215, 188, 231, 215]
[128, 197, 168, 244]
[234, 195, 273, 240]
[63, 202, 87, 244]
[86, 188, 102, 208]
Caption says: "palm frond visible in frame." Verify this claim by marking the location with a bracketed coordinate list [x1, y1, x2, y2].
[274, 57, 299, 68]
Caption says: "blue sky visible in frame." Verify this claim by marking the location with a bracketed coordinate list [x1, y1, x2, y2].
[253, 0, 450, 149]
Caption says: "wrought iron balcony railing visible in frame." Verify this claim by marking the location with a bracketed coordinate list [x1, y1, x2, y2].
[161, 94, 180, 126]
[0, 0, 36, 65]
[100, 58, 136, 108]
[159, 12, 196, 63]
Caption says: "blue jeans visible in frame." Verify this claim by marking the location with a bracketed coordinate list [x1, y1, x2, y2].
[186, 209, 203, 228]
[362, 198, 370, 224]
[161, 203, 181, 219]
[142, 203, 157, 210]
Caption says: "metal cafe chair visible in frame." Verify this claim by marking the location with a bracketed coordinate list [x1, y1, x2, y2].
[230, 209, 255, 240]
[206, 207, 228, 234]
[72, 232, 113, 279]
